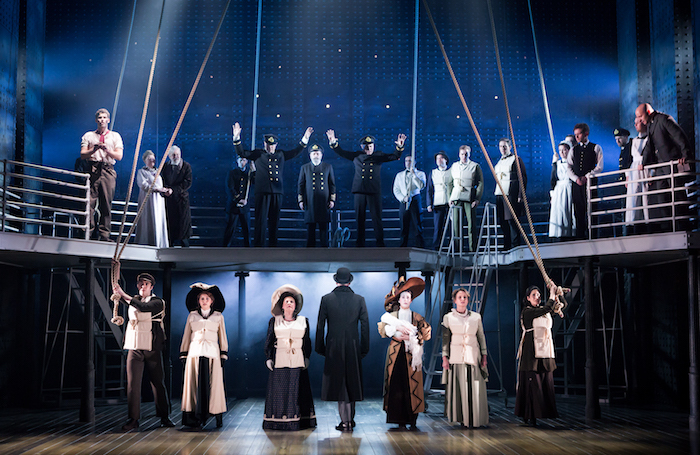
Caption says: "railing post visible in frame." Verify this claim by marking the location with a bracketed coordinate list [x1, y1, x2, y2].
[84, 173, 90, 240]
[1, 160, 7, 233]
[671, 162, 677, 232]
[587, 178, 592, 240]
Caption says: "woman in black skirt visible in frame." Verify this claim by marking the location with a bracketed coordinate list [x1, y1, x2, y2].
[514, 281, 565, 426]
[263, 284, 316, 430]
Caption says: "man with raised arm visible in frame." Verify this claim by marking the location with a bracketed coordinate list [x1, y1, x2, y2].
[232, 123, 312, 247]
[79, 108, 123, 241]
[326, 130, 405, 247]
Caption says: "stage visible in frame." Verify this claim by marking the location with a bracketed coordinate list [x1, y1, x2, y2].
[0, 396, 691, 454]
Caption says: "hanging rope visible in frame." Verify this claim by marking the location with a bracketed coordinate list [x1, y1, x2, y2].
[420, 0, 553, 287]
[110, 0, 232, 324]
[110, 0, 138, 130]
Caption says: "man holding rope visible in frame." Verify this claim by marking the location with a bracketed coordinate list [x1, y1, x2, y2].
[232, 123, 313, 247]
[79, 108, 123, 241]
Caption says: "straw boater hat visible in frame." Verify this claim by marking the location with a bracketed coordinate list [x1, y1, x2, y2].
[270, 284, 304, 316]
[384, 276, 425, 312]
[186, 282, 226, 312]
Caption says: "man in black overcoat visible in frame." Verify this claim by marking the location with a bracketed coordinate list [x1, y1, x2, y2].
[223, 156, 255, 247]
[325, 129, 405, 247]
[162, 145, 192, 247]
[298, 144, 336, 247]
[636, 103, 694, 230]
[315, 267, 370, 432]
[233, 122, 312, 246]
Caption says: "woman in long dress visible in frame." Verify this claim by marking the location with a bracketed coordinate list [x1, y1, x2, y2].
[625, 118, 650, 225]
[514, 282, 565, 426]
[549, 140, 575, 239]
[441, 288, 489, 427]
[377, 277, 431, 430]
[135, 150, 169, 247]
[180, 283, 228, 429]
[263, 284, 316, 431]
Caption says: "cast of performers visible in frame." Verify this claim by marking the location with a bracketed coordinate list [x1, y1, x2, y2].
[298, 144, 336, 247]
[223, 156, 255, 247]
[135, 150, 169, 247]
[180, 283, 228, 429]
[79, 108, 123, 241]
[494, 138, 527, 250]
[449, 145, 484, 252]
[377, 277, 431, 429]
[441, 288, 489, 428]
[548, 140, 575, 239]
[263, 285, 317, 430]
[427, 151, 453, 250]
[514, 282, 565, 426]
[113, 273, 174, 431]
[316, 267, 370, 431]
[393, 156, 427, 248]
[162, 145, 193, 247]
[326, 130, 405, 247]
[232, 123, 313, 247]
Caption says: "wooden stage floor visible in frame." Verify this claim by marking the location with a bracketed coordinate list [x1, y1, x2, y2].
[0, 396, 693, 454]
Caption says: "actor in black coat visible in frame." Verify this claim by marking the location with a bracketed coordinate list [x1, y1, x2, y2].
[326, 130, 405, 247]
[162, 146, 192, 247]
[223, 157, 254, 247]
[232, 123, 312, 246]
[298, 144, 336, 247]
[315, 268, 370, 431]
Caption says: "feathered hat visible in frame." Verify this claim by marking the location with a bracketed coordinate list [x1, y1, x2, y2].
[185, 282, 225, 312]
[383, 276, 425, 312]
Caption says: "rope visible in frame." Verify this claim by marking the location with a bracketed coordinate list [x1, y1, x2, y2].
[116, 0, 232, 263]
[110, 0, 138, 130]
[420, 0, 552, 287]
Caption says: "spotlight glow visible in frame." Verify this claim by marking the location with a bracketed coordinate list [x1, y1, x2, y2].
[325, 104, 331, 108]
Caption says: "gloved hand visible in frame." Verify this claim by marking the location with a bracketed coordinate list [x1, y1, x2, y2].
[266, 359, 274, 371]
[303, 358, 309, 370]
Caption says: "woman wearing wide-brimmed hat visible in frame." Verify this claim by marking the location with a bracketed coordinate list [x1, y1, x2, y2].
[180, 283, 228, 429]
[441, 287, 489, 428]
[263, 284, 316, 431]
[377, 276, 431, 430]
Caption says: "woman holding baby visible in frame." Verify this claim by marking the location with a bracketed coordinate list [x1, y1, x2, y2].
[441, 287, 489, 428]
[377, 277, 431, 430]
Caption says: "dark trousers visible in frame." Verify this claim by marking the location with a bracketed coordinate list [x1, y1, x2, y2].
[496, 196, 520, 250]
[126, 349, 170, 421]
[254, 193, 282, 247]
[223, 209, 250, 247]
[571, 182, 588, 239]
[431, 205, 449, 250]
[398, 198, 424, 248]
[354, 193, 384, 247]
[88, 164, 116, 241]
[306, 222, 329, 247]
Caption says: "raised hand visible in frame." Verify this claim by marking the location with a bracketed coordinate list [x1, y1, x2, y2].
[326, 129, 337, 144]
[395, 133, 407, 148]
[301, 127, 314, 144]
[232, 122, 242, 141]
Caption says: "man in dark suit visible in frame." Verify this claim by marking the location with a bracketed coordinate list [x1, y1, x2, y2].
[162, 145, 192, 247]
[566, 124, 603, 239]
[233, 122, 312, 246]
[298, 144, 336, 247]
[326, 130, 405, 247]
[223, 156, 255, 247]
[636, 103, 694, 229]
[315, 267, 370, 432]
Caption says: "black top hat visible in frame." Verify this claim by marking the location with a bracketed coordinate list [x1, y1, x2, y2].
[186, 282, 226, 312]
[137, 272, 155, 286]
[263, 134, 279, 145]
[434, 151, 449, 164]
[613, 127, 631, 137]
[308, 143, 324, 154]
[333, 267, 353, 284]
[359, 135, 375, 147]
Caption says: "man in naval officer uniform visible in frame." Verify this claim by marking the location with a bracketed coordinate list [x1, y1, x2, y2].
[114, 272, 174, 431]
[326, 130, 405, 247]
[223, 156, 255, 247]
[427, 151, 453, 250]
[298, 143, 336, 247]
[232, 122, 313, 246]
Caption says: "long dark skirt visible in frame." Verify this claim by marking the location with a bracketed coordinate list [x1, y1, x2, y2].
[514, 368, 559, 420]
[385, 343, 417, 425]
[263, 367, 316, 431]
